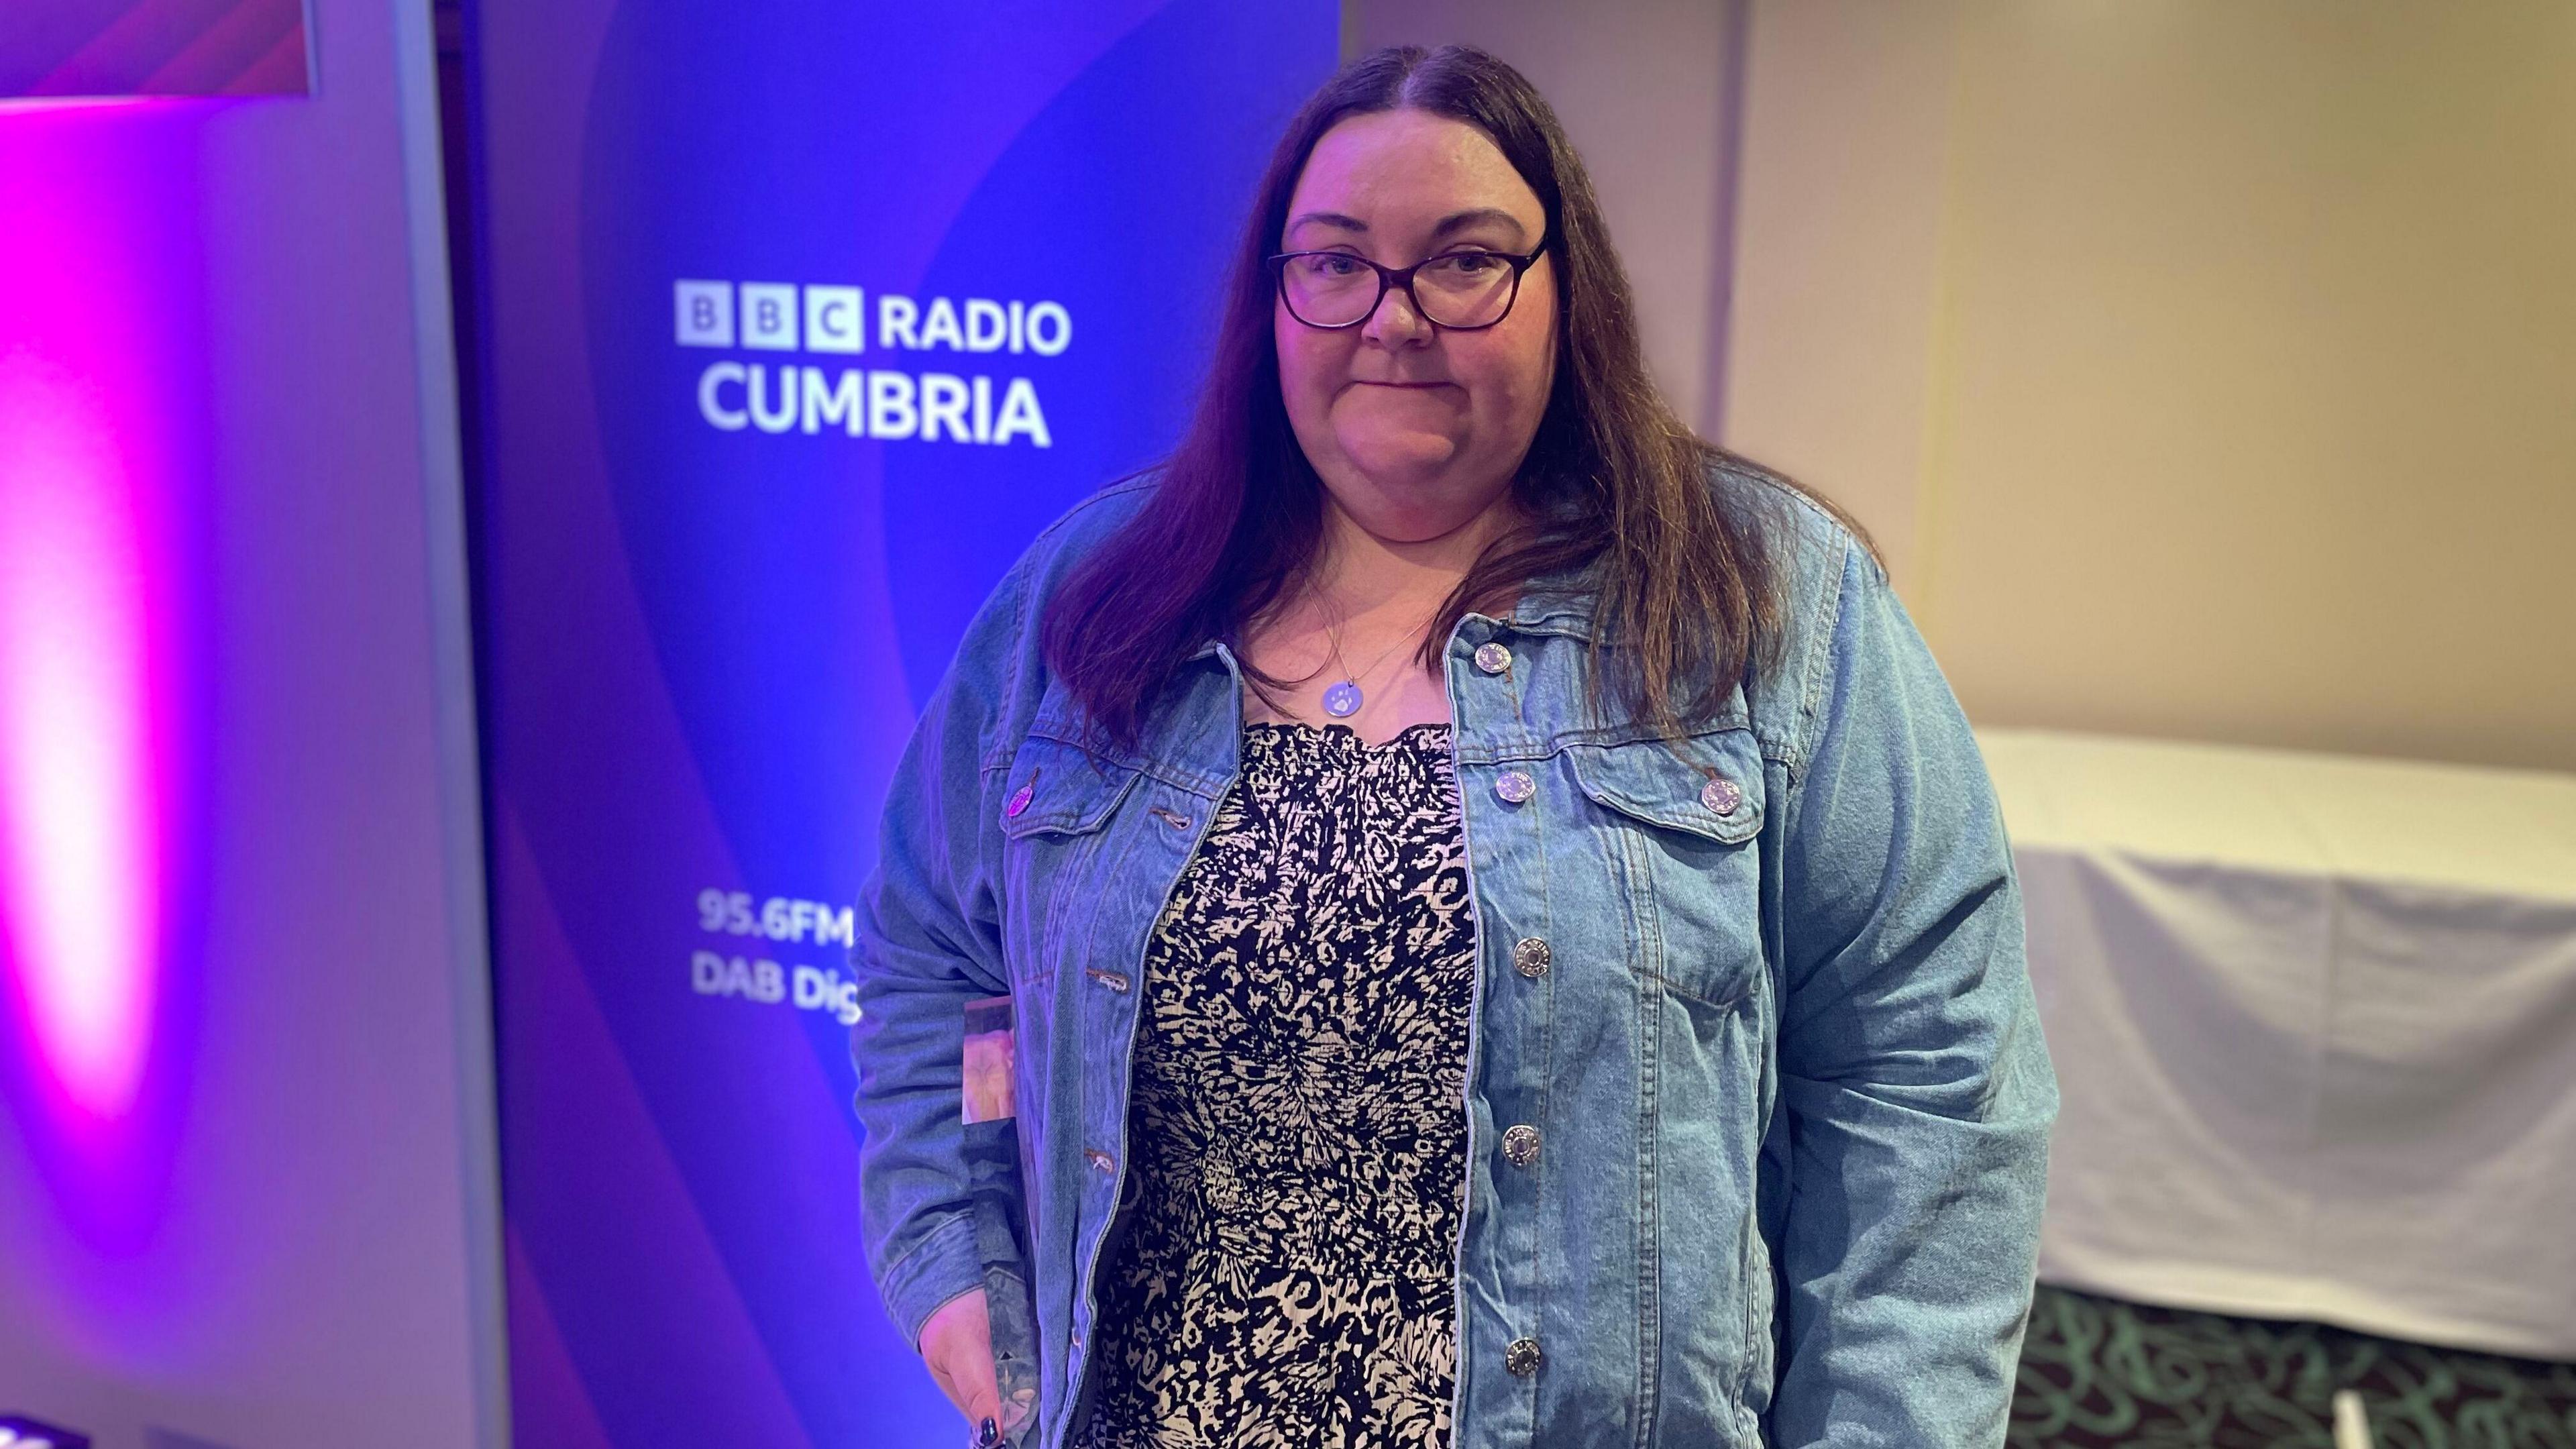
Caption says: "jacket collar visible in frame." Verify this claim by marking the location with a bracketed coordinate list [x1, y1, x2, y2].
[1185, 568, 1605, 660]
[1506, 570, 1601, 638]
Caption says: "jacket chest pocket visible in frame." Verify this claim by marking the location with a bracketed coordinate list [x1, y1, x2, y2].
[996, 733, 1142, 989]
[1560, 731, 1767, 1010]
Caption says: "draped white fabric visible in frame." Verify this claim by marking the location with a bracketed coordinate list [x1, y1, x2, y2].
[1980, 729, 2576, 1360]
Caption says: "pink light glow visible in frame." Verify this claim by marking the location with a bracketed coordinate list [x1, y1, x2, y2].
[0, 356, 162, 1121]
[0, 107, 180, 1138]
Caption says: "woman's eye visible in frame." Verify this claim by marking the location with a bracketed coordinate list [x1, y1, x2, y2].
[1291, 253, 1363, 279]
[1432, 252, 1503, 276]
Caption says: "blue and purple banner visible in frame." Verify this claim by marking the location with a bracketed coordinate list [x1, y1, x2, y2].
[451, 4, 1335, 1442]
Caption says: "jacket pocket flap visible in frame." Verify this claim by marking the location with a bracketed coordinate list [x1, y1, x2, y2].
[1563, 732, 1765, 846]
[998, 735, 1140, 839]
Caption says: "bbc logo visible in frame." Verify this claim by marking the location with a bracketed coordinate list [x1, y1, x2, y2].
[674, 280, 865, 355]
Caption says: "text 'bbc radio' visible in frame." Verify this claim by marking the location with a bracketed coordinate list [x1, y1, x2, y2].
[675, 279, 1065, 446]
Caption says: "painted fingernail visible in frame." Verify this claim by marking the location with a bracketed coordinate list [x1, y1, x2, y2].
[976, 1415, 1000, 1448]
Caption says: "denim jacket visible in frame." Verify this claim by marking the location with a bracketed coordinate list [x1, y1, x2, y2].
[852, 465, 2057, 1448]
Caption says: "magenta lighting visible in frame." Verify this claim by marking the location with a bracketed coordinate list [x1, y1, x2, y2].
[0, 362, 158, 1121]
[0, 102, 198, 1205]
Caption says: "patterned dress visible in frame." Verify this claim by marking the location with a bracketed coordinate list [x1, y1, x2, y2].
[1071, 720, 1477, 1449]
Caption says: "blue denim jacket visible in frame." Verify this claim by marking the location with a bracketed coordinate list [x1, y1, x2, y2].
[852, 466, 2057, 1448]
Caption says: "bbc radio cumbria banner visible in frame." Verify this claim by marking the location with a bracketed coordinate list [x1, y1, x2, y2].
[452, 5, 1336, 1443]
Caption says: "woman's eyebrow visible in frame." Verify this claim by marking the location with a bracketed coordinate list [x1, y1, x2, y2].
[1286, 210, 1369, 236]
[1432, 208, 1529, 241]
[1283, 207, 1532, 244]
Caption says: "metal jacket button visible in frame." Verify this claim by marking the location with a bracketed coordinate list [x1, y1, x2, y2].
[1083, 966, 1130, 993]
[1473, 641, 1512, 675]
[1512, 937, 1550, 978]
[1699, 775, 1743, 816]
[1501, 1124, 1540, 1167]
[1004, 781, 1035, 818]
[1083, 1148, 1115, 1173]
[1495, 769, 1536, 804]
[1505, 1337, 1544, 1376]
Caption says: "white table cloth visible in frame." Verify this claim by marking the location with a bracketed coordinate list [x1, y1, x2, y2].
[1979, 728, 2576, 1360]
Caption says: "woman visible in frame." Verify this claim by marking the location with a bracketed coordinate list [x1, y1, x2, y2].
[853, 44, 2055, 1449]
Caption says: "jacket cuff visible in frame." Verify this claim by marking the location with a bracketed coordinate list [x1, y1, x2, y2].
[878, 1210, 989, 1354]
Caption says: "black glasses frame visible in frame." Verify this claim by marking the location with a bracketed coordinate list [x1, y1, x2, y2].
[1265, 244, 1549, 331]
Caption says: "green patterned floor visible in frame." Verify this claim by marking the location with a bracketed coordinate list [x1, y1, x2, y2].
[2011, 1287, 2576, 1448]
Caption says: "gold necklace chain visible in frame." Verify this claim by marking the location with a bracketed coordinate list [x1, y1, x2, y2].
[1309, 578, 1434, 698]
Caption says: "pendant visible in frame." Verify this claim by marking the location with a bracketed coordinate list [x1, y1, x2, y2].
[1322, 680, 1362, 718]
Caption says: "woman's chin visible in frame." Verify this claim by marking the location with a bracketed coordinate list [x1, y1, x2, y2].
[1335, 431, 1466, 490]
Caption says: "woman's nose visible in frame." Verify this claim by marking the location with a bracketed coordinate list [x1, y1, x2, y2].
[1360, 279, 1434, 347]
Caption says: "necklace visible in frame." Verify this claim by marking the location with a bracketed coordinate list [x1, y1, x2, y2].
[1311, 581, 1430, 719]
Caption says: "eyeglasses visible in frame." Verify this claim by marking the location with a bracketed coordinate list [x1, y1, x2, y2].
[1266, 242, 1548, 331]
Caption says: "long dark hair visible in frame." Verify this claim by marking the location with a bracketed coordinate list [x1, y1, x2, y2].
[1042, 44, 1869, 749]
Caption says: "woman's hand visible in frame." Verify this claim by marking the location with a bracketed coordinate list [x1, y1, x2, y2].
[921, 1287, 1010, 1437]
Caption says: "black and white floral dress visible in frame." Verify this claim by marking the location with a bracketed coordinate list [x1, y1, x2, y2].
[1071, 720, 1476, 1449]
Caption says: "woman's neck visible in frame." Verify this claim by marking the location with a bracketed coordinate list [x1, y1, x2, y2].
[1310, 486, 1523, 616]
[1240, 485, 1521, 741]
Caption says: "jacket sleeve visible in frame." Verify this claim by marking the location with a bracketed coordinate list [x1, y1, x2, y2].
[851, 559, 1030, 1352]
[1767, 533, 2059, 1446]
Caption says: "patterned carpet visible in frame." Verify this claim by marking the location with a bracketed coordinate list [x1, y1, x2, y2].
[2011, 1287, 2576, 1448]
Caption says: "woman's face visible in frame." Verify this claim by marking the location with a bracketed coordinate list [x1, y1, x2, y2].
[1275, 109, 1558, 543]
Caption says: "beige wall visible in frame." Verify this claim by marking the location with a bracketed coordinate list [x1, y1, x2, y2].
[1723, 1, 2576, 772]
[1348, 1, 2574, 771]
